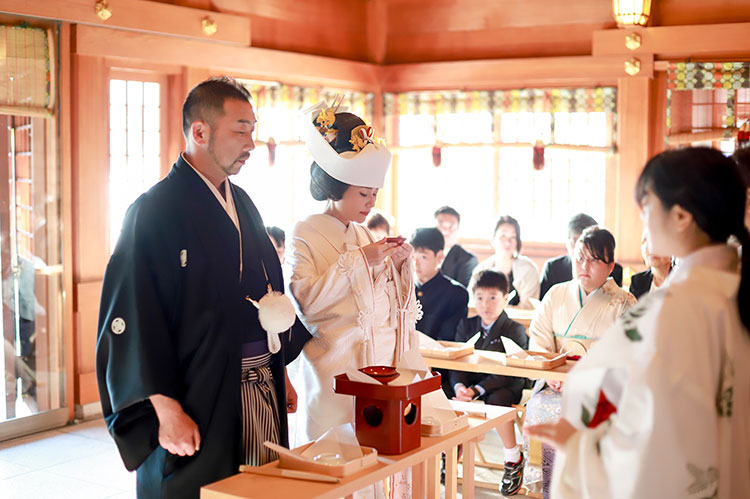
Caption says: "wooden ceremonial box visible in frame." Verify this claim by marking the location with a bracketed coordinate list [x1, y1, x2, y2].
[333, 371, 441, 455]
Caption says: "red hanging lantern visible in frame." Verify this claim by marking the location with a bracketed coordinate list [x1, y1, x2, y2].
[267, 137, 277, 166]
[432, 142, 442, 167]
[737, 121, 750, 150]
[532, 140, 545, 170]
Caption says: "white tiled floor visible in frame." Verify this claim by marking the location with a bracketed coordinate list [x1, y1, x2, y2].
[0, 419, 527, 498]
[0, 419, 136, 499]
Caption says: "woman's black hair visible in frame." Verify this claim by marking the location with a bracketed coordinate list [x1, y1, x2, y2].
[309, 112, 367, 201]
[635, 147, 750, 331]
[493, 215, 522, 253]
[577, 226, 615, 264]
[266, 226, 285, 247]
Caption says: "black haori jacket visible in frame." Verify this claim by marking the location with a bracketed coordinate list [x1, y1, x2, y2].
[96, 156, 309, 498]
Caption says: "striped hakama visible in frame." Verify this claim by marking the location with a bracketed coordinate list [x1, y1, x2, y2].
[240, 342, 281, 466]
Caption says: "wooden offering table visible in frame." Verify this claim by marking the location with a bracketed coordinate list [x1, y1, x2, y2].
[423, 350, 573, 382]
[201, 403, 514, 499]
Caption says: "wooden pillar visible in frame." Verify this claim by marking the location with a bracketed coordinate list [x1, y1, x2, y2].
[71, 47, 110, 407]
[615, 76, 653, 266]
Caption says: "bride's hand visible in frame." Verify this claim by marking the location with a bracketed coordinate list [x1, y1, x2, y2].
[361, 239, 401, 267]
[390, 242, 413, 270]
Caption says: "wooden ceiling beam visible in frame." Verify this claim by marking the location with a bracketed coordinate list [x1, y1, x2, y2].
[73, 24, 380, 91]
[380, 55, 654, 93]
[593, 22, 750, 59]
[0, 0, 251, 46]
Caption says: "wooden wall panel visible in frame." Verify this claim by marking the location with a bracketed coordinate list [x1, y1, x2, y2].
[75, 281, 103, 405]
[71, 52, 110, 283]
[654, 0, 750, 26]
[213, 0, 368, 61]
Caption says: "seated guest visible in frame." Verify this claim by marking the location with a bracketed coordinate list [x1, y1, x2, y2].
[472, 215, 539, 309]
[732, 147, 750, 229]
[523, 226, 635, 498]
[630, 232, 672, 299]
[451, 270, 528, 496]
[266, 225, 286, 264]
[412, 228, 469, 342]
[365, 209, 391, 240]
[435, 205, 478, 287]
[539, 213, 623, 299]
[411, 227, 468, 400]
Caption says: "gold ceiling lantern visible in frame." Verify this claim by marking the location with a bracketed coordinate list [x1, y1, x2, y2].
[613, 0, 652, 27]
[202, 17, 218, 36]
[95, 0, 112, 21]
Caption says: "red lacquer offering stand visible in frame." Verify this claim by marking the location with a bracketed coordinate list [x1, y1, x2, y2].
[333, 369, 441, 455]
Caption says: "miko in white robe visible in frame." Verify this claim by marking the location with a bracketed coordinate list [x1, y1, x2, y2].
[524, 278, 635, 495]
[551, 244, 750, 499]
[286, 214, 419, 443]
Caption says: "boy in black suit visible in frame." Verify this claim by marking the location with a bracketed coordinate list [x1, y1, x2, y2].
[452, 270, 528, 496]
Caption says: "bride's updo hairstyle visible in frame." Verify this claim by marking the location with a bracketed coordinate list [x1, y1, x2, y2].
[310, 112, 366, 201]
[635, 147, 750, 332]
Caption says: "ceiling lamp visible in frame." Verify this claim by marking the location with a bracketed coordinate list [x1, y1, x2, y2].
[613, 0, 652, 27]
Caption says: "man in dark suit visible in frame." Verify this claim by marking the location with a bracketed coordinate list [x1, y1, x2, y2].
[434, 206, 478, 287]
[412, 228, 469, 342]
[451, 270, 528, 496]
[540, 213, 623, 299]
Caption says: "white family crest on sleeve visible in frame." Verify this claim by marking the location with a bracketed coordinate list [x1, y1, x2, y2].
[111, 317, 126, 335]
[180, 249, 187, 268]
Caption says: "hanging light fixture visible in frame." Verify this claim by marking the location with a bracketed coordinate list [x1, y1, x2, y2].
[613, 0, 652, 27]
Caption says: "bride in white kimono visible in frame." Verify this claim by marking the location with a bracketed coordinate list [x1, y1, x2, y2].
[287, 103, 419, 448]
[524, 226, 635, 497]
[526, 147, 750, 498]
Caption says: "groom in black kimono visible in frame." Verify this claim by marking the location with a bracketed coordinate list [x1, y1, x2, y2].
[96, 77, 308, 498]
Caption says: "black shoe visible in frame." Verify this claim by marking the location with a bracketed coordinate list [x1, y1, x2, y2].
[500, 454, 524, 496]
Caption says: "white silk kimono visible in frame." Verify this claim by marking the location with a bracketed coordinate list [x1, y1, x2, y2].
[287, 214, 419, 442]
[552, 245, 750, 498]
[529, 278, 636, 355]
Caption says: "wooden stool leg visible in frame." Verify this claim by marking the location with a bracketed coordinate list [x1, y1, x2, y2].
[445, 446, 458, 499]
[426, 454, 441, 499]
[412, 460, 426, 499]
[461, 439, 476, 499]
[475, 442, 487, 464]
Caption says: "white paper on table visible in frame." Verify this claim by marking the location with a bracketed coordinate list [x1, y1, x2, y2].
[501, 336, 527, 357]
[397, 348, 430, 372]
[345, 369, 381, 384]
[391, 348, 433, 385]
[418, 331, 444, 349]
[421, 385, 458, 426]
[506, 289, 517, 303]
[300, 423, 364, 462]
[464, 331, 481, 347]
[528, 297, 542, 311]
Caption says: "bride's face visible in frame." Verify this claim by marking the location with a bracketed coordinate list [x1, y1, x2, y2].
[332, 186, 378, 224]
